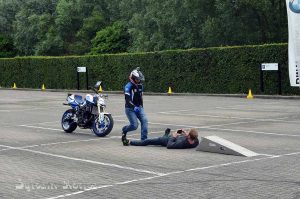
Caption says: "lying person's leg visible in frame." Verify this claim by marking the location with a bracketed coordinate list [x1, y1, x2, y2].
[129, 136, 168, 146]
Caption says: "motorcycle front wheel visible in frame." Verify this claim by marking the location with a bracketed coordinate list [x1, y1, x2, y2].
[61, 109, 77, 133]
[92, 114, 114, 137]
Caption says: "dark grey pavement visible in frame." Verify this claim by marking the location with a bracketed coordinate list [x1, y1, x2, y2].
[0, 90, 299, 199]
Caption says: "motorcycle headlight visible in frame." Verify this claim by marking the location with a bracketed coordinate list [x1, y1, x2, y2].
[98, 98, 106, 106]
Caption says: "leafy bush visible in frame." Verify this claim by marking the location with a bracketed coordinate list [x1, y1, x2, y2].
[0, 43, 298, 95]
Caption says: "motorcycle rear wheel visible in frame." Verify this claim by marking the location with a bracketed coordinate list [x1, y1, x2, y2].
[92, 114, 114, 137]
[61, 109, 77, 133]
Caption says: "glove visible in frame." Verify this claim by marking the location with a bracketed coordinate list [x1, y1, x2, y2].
[134, 106, 141, 114]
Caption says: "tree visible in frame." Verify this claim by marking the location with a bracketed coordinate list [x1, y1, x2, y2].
[0, 0, 23, 36]
[0, 0, 289, 56]
[35, 26, 64, 56]
[127, 0, 216, 52]
[55, 0, 109, 54]
[12, 0, 57, 55]
[90, 21, 130, 54]
[13, 11, 54, 55]
[73, 10, 106, 54]
[201, 0, 288, 47]
[55, 0, 81, 45]
[0, 34, 16, 57]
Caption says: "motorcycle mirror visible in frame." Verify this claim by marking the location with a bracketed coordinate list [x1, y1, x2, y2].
[94, 81, 102, 90]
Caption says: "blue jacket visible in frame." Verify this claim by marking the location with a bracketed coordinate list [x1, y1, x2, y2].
[124, 82, 143, 108]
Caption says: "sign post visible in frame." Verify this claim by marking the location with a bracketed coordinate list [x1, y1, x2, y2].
[260, 63, 282, 95]
[86, 68, 89, 90]
[76, 67, 88, 90]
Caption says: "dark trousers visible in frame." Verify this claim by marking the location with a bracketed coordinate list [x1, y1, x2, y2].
[130, 136, 169, 147]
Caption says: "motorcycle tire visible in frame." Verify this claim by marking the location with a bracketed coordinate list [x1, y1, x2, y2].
[61, 109, 77, 133]
[92, 114, 114, 137]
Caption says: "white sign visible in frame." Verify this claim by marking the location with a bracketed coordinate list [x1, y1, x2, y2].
[77, 67, 86, 73]
[261, 63, 278, 71]
[286, 0, 300, 86]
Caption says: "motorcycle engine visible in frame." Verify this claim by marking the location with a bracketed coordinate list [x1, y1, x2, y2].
[77, 105, 92, 127]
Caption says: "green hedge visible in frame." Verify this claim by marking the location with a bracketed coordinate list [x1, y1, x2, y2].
[0, 43, 299, 95]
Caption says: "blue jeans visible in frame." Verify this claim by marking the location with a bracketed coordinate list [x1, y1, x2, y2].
[130, 136, 169, 146]
[122, 107, 148, 140]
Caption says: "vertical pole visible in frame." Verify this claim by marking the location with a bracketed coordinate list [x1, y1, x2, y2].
[86, 67, 89, 90]
[77, 70, 80, 90]
[278, 64, 282, 95]
[260, 64, 264, 93]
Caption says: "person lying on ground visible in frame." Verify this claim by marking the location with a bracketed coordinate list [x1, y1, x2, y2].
[122, 128, 199, 149]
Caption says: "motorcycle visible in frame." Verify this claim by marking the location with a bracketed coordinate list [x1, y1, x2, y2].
[61, 81, 114, 137]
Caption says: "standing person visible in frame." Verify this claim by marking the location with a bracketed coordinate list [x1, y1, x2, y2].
[123, 128, 199, 149]
[121, 67, 148, 144]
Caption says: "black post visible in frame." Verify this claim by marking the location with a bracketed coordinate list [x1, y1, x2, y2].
[86, 67, 89, 90]
[77, 70, 80, 90]
[278, 64, 282, 95]
[260, 65, 264, 93]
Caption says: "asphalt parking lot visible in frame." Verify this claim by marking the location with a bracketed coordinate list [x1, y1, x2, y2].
[0, 89, 299, 199]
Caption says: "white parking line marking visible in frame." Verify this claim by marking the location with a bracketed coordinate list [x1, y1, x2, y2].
[116, 119, 262, 129]
[18, 124, 103, 137]
[0, 131, 164, 152]
[200, 120, 259, 128]
[45, 151, 300, 199]
[0, 148, 11, 152]
[19, 121, 59, 126]
[160, 112, 291, 122]
[115, 119, 197, 128]
[19, 125, 64, 132]
[47, 185, 114, 199]
[258, 154, 277, 157]
[216, 106, 298, 113]
[157, 109, 194, 114]
[0, 144, 165, 176]
[182, 151, 300, 172]
[113, 109, 193, 118]
[15, 109, 193, 125]
[114, 119, 300, 137]
[0, 106, 64, 112]
[204, 127, 300, 137]
[18, 138, 104, 149]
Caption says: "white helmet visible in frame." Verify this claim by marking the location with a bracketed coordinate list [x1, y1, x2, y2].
[130, 67, 145, 84]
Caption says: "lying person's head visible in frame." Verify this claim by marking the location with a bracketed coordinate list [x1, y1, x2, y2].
[184, 128, 198, 140]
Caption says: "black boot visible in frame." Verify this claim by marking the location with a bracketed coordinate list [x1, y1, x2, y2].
[164, 128, 171, 136]
[121, 133, 129, 146]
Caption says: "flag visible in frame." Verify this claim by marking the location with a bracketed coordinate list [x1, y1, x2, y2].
[286, 0, 300, 86]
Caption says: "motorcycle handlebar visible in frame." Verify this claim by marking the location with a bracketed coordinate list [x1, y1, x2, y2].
[88, 86, 98, 94]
